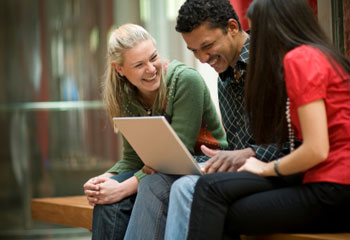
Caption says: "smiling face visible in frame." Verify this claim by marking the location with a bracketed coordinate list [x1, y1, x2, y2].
[115, 39, 162, 101]
[181, 20, 241, 73]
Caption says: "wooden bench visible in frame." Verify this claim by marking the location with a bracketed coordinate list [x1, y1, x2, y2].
[31, 196, 350, 239]
[241, 233, 350, 240]
[31, 195, 93, 230]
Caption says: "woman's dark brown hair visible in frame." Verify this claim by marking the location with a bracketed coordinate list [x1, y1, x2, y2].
[245, 0, 350, 145]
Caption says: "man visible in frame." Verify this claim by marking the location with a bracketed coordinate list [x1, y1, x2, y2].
[124, 0, 286, 239]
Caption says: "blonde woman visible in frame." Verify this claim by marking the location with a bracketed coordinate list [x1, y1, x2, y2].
[83, 24, 227, 239]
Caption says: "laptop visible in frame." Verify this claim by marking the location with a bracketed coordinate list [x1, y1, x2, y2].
[113, 116, 203, 175]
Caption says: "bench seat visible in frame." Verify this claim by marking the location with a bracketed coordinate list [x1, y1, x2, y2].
[31, 196, 350, 239]
[241, 233, 350, 240]
[31, 195, 93, 230]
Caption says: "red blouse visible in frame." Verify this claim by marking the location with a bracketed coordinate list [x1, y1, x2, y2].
[284, 45, 350, 185]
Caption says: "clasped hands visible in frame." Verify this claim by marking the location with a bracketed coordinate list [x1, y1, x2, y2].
[83, 173, 127, 206]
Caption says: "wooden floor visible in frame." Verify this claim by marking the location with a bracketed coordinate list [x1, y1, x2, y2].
[31, 196, 350, 240]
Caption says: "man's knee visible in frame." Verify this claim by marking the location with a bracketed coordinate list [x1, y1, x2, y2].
[172, 175, 199, 196]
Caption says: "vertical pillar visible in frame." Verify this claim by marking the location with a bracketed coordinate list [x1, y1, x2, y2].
[229, 0, 253, 31]
[308, 0, 318, 16]
[344, 0, 350, 58]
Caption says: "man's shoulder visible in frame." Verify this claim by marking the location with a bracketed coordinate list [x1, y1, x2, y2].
[238, 35, 250, 64]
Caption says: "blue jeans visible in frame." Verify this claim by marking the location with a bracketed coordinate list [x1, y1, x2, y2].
[92, 170, 137, 240]
[164, 175, 199, 240]
[124, 173, 181, 240]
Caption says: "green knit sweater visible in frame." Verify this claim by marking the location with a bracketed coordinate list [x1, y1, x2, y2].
[107, 60, 228, 180]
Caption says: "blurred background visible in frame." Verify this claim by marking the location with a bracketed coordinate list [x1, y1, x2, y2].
[0, 0, 348, 239]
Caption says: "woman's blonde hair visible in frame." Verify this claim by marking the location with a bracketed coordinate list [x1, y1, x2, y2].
[102, 24, 167, 120]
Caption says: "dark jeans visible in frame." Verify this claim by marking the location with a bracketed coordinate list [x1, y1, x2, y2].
[92, 170, 137, 240]
[187, 172, 350, 240]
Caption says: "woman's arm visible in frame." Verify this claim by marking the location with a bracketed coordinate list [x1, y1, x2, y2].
[276, 99, 329, 175]
[107, 136, 144, 174]
[84, 135, 144, 206]
[107, 135, 148, 181]
[238, 99, 329, 176]
[168, 67, 206, 153]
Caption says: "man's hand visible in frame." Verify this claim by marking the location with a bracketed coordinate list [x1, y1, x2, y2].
[201, 145, 256, 174]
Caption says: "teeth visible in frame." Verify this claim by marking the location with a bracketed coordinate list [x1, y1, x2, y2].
[144, 74, 157, 81]
[208, 57, 218, 66]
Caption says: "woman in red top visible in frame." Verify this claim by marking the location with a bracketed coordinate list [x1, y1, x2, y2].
[186, 0, 350, 239]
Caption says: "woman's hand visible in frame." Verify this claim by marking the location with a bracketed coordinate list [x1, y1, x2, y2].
[83, 173, 115, 206]
[86, 176, 139, 206]
[237, 157, 269, 176]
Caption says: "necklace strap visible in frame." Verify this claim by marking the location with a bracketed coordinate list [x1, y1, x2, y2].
[286, 97, 295, 152]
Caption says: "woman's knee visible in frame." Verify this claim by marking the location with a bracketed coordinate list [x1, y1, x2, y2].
[93, 202, 116, 217]
[193, 172, 245, 199]
[138, 174, 176, 199]
[193, 175, 217, 198]
[110, 170, 137, 182]
[138, 173, 164, 192]
[92, 203, 112, 225]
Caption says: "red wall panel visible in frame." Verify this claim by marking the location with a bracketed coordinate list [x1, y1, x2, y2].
[230, 0, 318, 31]
[344, 0, 350, 58]
[308, 0, 318, 16]
[229, 0, 253, 31]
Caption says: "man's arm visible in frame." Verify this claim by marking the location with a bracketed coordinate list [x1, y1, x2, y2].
[201, 145, 256, 173]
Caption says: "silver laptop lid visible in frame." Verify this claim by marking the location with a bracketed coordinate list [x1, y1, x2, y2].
[113, 116, 203, 175]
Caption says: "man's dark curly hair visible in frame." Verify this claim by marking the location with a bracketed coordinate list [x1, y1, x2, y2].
[176, 0, 242, 33]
